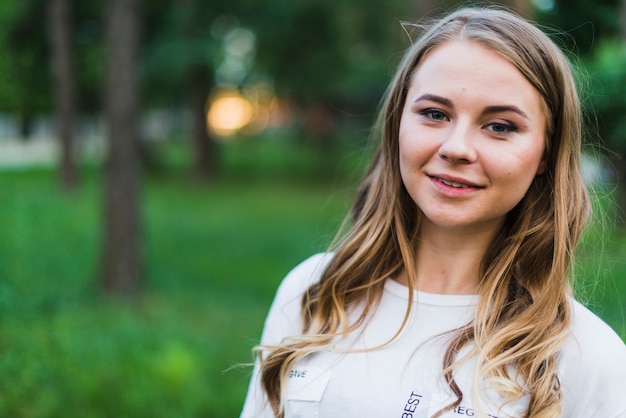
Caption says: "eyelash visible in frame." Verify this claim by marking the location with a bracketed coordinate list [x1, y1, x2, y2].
[486, 122, 518, 134]
[418, 109, 518, 135]
[419, 108, 448, 121]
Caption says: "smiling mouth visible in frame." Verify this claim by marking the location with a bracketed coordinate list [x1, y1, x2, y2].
[436, 177, 472, 188]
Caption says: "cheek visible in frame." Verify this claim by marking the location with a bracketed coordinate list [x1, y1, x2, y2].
[398, 136, 425, 184]
[398, 142, 413, 189]
[398, 138, 419, 195]
[398, 126, 413, 174]
[398, 124, 431, 169]
[493, 151, 544, 195]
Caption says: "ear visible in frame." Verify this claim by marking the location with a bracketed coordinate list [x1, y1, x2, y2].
[536, 159, 547, 175]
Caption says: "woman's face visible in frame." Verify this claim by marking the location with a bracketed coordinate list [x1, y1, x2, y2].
[398, 40, 546, 236]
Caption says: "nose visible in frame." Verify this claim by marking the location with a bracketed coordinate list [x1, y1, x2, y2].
[438, 120, 477, 164]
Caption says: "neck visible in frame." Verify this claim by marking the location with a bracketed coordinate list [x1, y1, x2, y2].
[398, 221, 499, 295]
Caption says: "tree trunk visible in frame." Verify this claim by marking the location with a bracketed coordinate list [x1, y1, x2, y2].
[18, 112, 34, 141]
[101, 0, 142, 296]
[188, 65, 218, 180]
[182, 0, 219, 181]
[49, 0, 78, 190]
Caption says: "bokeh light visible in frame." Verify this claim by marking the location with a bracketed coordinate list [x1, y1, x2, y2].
[206, 90, 254, 136]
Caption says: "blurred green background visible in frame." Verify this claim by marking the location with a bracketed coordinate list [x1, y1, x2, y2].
[1, 0, 625, 416]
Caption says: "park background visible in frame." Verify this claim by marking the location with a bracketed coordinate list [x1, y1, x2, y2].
[1, 0, 625, 416]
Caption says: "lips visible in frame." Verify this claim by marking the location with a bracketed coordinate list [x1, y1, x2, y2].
[430, 174, 481, 189]
[437, 178, 468, 188]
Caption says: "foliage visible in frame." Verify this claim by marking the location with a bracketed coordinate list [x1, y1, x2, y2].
[248, 0, 412, 109]
[534, 0, 621, 56]
[73, 0, 104, 113]
[0, 0, 51, 117]
[0, 0, 104, 117]
[141, 0, 222, 107]
[583, 39, 626, 157]
[578, 39, 626, 212]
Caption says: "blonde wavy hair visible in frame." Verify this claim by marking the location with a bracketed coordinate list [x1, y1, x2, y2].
[258, 7, 590, 418]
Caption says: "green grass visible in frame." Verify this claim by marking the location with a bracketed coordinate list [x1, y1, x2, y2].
[573, 188, 626, 338]
[0, 138, 624, 417]
[0, 139, 359, 417]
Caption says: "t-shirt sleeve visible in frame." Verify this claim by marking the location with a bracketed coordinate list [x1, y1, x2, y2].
[239, 253, 333, 418]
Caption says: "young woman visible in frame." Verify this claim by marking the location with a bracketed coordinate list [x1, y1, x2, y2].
[240, 7, 626, 418]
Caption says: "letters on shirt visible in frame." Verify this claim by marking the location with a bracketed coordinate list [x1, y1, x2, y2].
[401, 391, 423, 417]
[288, 369, 307, 379]
[451, 406, 499, 417]
[403, 390, 501, 418]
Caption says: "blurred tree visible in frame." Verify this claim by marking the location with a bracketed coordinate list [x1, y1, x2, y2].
[180, 0, 219, 180]
[142, 0, 226, 180]
[73, 1, 105, 115]
[48, 0, 78, 190]
[0, 0, 102, 185]
[188, 65, 218, 179]
[101, 0, 142, 295]
[3, 0, 52, 139]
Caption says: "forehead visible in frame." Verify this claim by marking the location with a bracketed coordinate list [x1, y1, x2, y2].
[407, 40, 546, 118]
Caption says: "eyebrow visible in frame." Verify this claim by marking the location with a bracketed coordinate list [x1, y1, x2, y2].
[483, 105, 530, 120]
[413, 94, 452, 108]
[413, 94, 530, 120]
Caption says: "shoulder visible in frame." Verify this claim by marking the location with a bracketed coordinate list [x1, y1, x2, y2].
[259, 253, 334, 346]
[274, 252, 334, 302]
[559, 298, 626, 416]
[241, 254, 333, 418]
[566, 298, 625, 358]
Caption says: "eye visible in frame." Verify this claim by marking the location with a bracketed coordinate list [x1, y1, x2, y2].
[420, 109, 448, 121]
[486, 122, 518, 134]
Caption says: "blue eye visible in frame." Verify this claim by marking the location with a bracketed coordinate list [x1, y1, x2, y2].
[421, 109, 447, 121]
[488, 122, 517, 134]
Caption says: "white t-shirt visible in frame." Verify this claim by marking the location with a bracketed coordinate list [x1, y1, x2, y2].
[240, 253, 626, 418]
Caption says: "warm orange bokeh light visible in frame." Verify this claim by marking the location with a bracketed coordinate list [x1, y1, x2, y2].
[206, 91, 254, 136]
